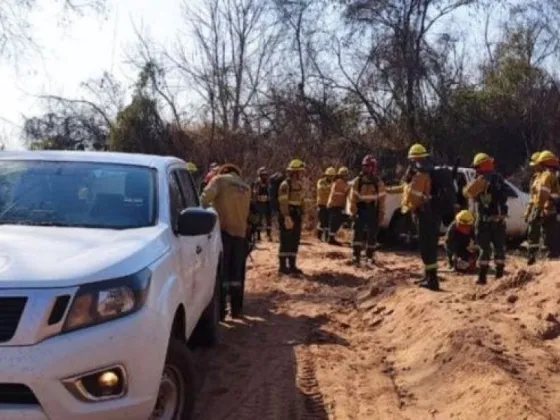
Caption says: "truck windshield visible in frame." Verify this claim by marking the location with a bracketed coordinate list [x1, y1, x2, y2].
[0, 160, 157, 229]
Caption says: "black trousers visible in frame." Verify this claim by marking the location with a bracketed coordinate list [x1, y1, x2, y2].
[279, 207, 303, 258]
[352, 206, 379, 259]
[317, 205, 329, 239]
[221, 231, 247, 315]
[255, 202, 272, 237]
[328, 207, 344, 239]
[417, 206, 439, 274]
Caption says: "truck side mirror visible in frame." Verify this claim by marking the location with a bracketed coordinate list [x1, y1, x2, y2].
[178, 207, 217, 236]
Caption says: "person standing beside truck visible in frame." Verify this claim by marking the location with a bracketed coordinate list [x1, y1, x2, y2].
[526, 150, 560, 265]
[463, 153, 508, 285]
[201, 163, 251, 318]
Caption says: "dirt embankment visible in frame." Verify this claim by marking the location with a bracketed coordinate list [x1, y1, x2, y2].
[193, 238, 560, 420]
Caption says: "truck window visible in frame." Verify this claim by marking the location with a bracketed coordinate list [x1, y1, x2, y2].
[176, 169, 199, 208]
[168, 172, 185, 232]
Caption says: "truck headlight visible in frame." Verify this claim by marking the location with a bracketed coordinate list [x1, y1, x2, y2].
[62, 268, 151, 333]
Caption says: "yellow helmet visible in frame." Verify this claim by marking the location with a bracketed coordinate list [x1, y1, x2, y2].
[186, 161, 197, 172]
[408, 143, 429, 159]
[537, 150, 556, 164]
[455, 209, 474, 226]
[529, 152, 541, 167]
[287, 159, 305, 171]
[472, 152, 493, 167]
[325, 166, 336, 176]
[338, 166, 349, 176]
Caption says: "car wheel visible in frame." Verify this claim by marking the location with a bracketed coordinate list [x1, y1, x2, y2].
[149, 339, 195, 420]
[191, 268, 221, 347]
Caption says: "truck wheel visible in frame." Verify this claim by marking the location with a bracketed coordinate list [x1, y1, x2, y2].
[150, 339, 195, 420]
[191, 269, 221, 347]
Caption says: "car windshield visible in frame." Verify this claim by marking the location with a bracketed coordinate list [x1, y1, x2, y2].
[0, 160, 157, 229]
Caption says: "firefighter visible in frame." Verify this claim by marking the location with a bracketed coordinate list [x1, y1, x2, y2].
[252, 167, 273, 241]
[402, 144, 439, 290]
[201, 163, 251, 318]
[524, 151, 542, 225]
[444, 209, 477, 273]
[463, 153, 508, 285]
[278, 159, 306, 275]
[527, 150, 560, 265]
[317, 167, 336, 241]
[327, 166, 349, 245]
[348, 155, 386, 266]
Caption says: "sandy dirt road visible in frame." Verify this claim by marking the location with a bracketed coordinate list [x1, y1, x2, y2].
[193, 237, 560, 420]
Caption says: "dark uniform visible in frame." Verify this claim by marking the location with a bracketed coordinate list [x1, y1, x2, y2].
[349, 174, 386, 263]
[527, 166, 560, 263]
[464, 171, 508, 284]
[251, 179, 272, 241]
[278, 171, 305, 274]
[327, 174, 348, 244]
[444, 221, 477, 273]
[316, 175, 333, 241]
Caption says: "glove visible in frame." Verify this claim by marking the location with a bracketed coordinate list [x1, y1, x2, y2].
[284, 216, 294, 230]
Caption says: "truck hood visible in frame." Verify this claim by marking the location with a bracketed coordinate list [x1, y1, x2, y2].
[0, 225, 170, 288]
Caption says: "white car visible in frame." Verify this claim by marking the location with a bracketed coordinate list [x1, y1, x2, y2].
[0, 151, 222, 420]
[348, 167, 529, 241]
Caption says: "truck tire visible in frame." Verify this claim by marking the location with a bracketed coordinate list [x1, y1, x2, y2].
[191, 269, 221, 347]
[150, 339, 195, 420]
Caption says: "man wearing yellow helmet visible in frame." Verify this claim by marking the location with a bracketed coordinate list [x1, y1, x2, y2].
[402, 143, 439, 290]
[527, 150, 560, 264]
[201, 163, 251, 318]
[251, 166, 272, 241]
[278, 159, 306, 275]
[463, 153, 508, 284]
[327, 166, 350, 244]
[316, 167, 336, 241]
[444, 210, 477, 273]
[524, 152, 542, 224]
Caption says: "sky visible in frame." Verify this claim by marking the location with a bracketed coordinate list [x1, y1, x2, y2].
[0, 0, 505, 150]
[0, 0, 193, 149]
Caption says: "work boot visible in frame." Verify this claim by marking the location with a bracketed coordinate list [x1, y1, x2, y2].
[476, 266, 488, 285]
[278, 258, 290, 275]
[419, 270, 439, 291]
[256, 230, 262, 242]
[328, 236, 342, 246]
[495, 264, 504, 279]
[527, 254, 536, 266]
[352, 253, 361, 267]
[317, 230, 323, 241]
[366, 251, 375, 265]
[266, 229, 272, 241]
[288, 256, 303, 275]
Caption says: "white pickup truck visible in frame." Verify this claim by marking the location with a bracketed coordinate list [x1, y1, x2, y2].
[0, 151, 222, 420]
[349, 167, 529, 243]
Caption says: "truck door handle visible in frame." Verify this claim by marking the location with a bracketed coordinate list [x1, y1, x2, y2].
[196, 245, 202, 254]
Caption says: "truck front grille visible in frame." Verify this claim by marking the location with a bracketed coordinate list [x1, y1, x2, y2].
[0, 297, 27, 342]
[0, 384, 38, 405]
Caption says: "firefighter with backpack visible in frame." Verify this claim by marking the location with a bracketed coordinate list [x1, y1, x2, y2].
[445, 210, 477, 273]
[252, 166, 273, 241]
[526, 150, 560, 265]
[348, 155, 386, 266]
[317, 167, 336, 241]
[327, 166, 349, 245]
[463, 153, 508, 285]
[402, 144, 440, 291]
[278, 159, 306, 275]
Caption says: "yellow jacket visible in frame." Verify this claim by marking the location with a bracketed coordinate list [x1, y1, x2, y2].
[348, 175, 386, 220]
[327, 178, 348, 208]
[535, 169, 559, 215]
[524, 171, 541, 218]
[278, 178, 304, 217]
[402, 172, 431, 213]
[316, 177, 332, 206]
[201, 173, 251, 238]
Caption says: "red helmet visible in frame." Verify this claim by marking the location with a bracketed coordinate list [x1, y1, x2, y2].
[362, 155, 377, 172]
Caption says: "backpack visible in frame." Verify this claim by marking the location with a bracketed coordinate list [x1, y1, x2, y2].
[429, 166, 457, 222]
[268, 172, 286, 208]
